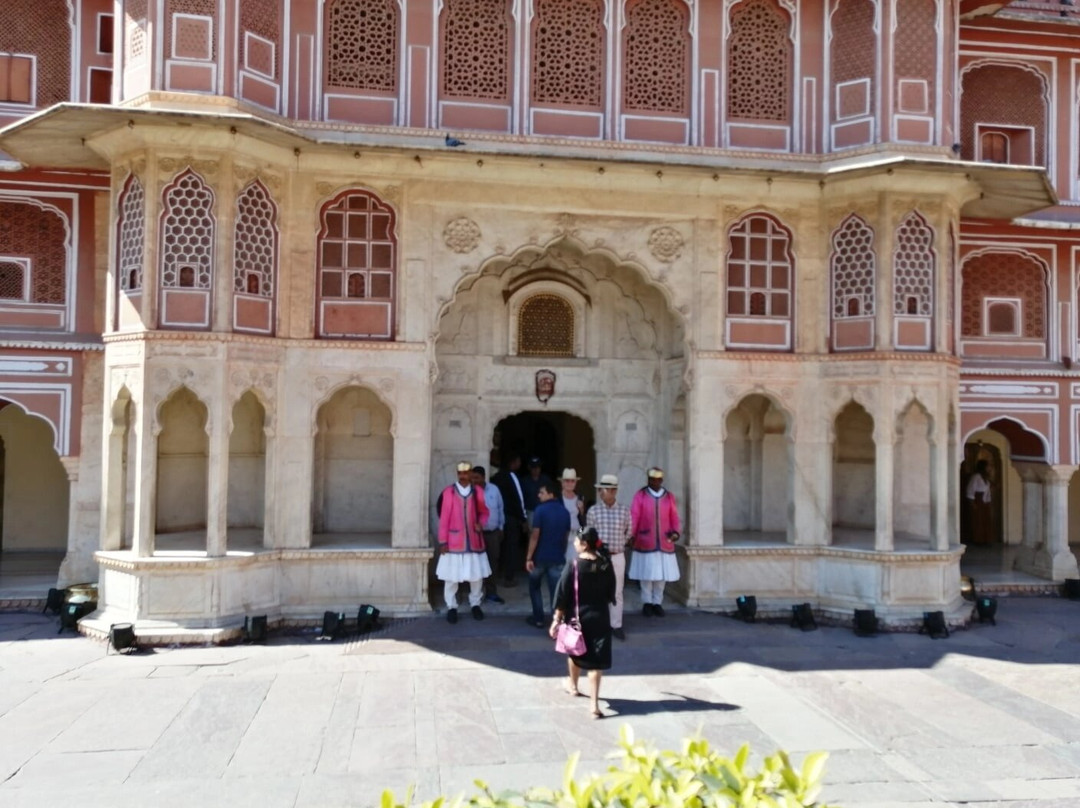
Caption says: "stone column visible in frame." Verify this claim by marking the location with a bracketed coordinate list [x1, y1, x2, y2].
[392, 375, 433, 549]
[874, 423, 895, 552]
[131, 414, 159, 558]
[261, 424, 276, 548]
[1012, 462, 1043, 571]
[100, 400, 127, 552]
[1034, 465, 1079, 580]
[929, 417, 950, 551]
[687, 376, 723, 546]
[875, 194, 895, 351]
[791, 438, 831, 546]
[204, 408, 230, 557]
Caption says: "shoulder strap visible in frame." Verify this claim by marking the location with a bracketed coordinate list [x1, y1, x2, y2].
[573, 560, 580, 620]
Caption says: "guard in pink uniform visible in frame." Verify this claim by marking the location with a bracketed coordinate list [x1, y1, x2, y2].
[628, 466, 681, 617]
[436, 461, 490, 623]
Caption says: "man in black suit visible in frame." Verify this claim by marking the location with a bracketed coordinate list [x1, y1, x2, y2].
[492, 453, 527, 587]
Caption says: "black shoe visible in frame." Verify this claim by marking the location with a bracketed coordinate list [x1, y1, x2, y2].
[525, 616, 545, 629]
[652, 605, 665, 618]
[447, 608, 458, 624]
[502, 578, 518, 588]
[613, 627, 626, 641]
[471, 606, 484, 621]
[642, 604, 653, 617]
[485, 593, 505, 604]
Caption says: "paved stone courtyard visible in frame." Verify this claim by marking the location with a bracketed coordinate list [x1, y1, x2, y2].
[0, 597, 1078, 808]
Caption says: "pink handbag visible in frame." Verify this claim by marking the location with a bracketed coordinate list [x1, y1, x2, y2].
[555, 562, 587, 656]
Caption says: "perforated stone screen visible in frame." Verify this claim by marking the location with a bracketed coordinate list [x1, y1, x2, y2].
[0, 201, 66, 304]
[831, 215, 875, 319]
[960, 64, 1046, 166]
[830, 0, 875, 114]
[165, 0, 217, 61]
[118, 175, 145, 292]
[240, 0, 280, 79]
[893, 212, 934, 316]
[318, 191, 396, 301]
[531, 0, 604, 107]
[961, 251, 1045, 339]
[326, 0, 398, 92]
[622, 0, 690, 114]
[518, 294, 575, 356]
[727, 0, 791, 123]
[160, 170, 215, 290]
[893, 0, 936, 115]
[0, 261, 25, 300]
[726, 215, 793, 318]
[0, 0, 71, 106]
[440, 0, 511, 101]
[234, 182, 277, 298]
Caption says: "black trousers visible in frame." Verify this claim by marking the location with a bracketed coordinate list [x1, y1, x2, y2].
[501, 517, 525, 583]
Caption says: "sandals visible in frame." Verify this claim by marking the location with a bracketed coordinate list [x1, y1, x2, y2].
[565, 678, 584, 697]
[590, 708, 604, 719]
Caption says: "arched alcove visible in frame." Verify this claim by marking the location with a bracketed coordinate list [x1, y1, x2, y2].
[723, 394, 791, 542]
[832, 401, 875, 543]
[0, 401, 68, 553]
[156, 387, 209, 546]
[894, 401, 933, 540]
[228, 391, 267, 548]
[313, 385, 393, 546]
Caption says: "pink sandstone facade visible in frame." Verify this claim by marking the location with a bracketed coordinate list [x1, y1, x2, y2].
[0, 0, 1077, 638]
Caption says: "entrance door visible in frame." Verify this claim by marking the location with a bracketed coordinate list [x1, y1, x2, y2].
[493, 411, 596, 498]
[961, 441, 1003, 545]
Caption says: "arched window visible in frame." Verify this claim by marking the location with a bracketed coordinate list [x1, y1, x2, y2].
[725, 214, 794, 351]
[160, 169, 214, 292]
[0, 200, 67, 306]
[622, 0, 690, 115]
[117, 175, 145, 292]
[961, 251, 1046, 341]
[727, 0, 792, 124]
[325, 0, 398, 94]
[831, 214, 875, 321]
[517, 293, 575, 356]
[317, 189, 397, 339]
[234, 180, 278, 303]
[531, 0, 604, 109]
[440, 0, 511, 103]
[893, 212, 934, 317]
[960, 63, 1046, 166]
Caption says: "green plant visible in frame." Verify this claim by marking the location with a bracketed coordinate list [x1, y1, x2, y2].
[381, 725, 838, 808]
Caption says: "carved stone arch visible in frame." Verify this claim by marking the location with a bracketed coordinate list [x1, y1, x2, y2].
[895, 394, 935, 440]
[719, 388, 795, 441]
[614, 408, 651, 453]
[960, 246, 1050, 340]
[827, 391, 877, 444]
[962, 415, 1051, 463]
[826, 0, 882, 34]
[229, 386, 273, 436]
[152, 384, 210, 436]
[310, 379, 398, 438]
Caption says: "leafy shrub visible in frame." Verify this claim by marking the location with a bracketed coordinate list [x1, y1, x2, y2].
[382, 725, 837, 808]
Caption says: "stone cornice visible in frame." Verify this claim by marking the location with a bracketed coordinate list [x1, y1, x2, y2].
[102, 331, 426, 352]
[0, 338, 104, 352]
[960, 365, 1080, 378]
[696, 350, 961, 366]
[684, 544, 964, 563]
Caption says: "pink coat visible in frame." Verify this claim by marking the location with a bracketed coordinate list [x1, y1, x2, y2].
[630, 488, 681, 553]
[438, 484, 489, 553]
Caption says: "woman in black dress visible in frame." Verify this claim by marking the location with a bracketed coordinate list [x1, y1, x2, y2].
[549, 527, 616, 718]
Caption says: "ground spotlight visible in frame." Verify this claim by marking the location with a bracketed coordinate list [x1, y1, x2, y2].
[975, 596, 997, 625]
[317, 611, 346, 641]
[43, 587, 65, 615]
[853, 609, 878, 637]
[790, 603, 817, 631]
[58, 597, 94, 634]
[735, 595, 757, 623]
[960, 576, 976, 601]
[108, 622, 137, 654]
[244, 615, 268, 643]
[356, 604, 381, 634]
[1063, 579, 1080, 600]
[919, 611, 949, 639]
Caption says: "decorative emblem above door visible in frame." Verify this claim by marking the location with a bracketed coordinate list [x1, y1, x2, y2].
[535, 369, 556, 404]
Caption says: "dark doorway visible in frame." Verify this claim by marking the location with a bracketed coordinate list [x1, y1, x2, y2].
[492, 411, 596, 500]
[961, 441, 1003, 545]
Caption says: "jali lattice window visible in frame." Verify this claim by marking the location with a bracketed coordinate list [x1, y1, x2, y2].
[234, 181, 277, 298]
[160, 169, 215, 290]
[726, 215, 793, 318]
[961, 251, 1046, 339]
[240, 0, 280, 79]
[622, 0, 690, 115]
[531, 0, 604, 108]
[893, 0, 936, 115]
[0, 260, 27, 299]
[0, 0, 71, 107]
[0, 200, 67, 304]
[165, 0, 217, 61]
[830, 0, 876, 119]
[318, 190, 396, 301]
[126, 0, 148, 62]
[893, 212, 934, 316]
[831, 215, 875, 319]
[518, 294, 575, 356]
[326, 0, 398, 92]
[727, 0, 792, 123]
[960, 64, 1046, 166]
[117, 174, 145, 291]
[440, 0, 511, 101]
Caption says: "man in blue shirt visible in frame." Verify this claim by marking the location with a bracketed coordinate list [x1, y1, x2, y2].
[524, 482, 570, 628]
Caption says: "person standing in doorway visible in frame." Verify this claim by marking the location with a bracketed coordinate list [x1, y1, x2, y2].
[965, 459, 993, 546]
[524, 481, 570, 628]
[586, 473, 632, 640]
[558, 468, 587, 563]
[628, 467, 681, 617]
[492, 453, 527, 588]
[471, 465, 505, 604]
[520, 457, 553, 530]
[436, 461, 490, 624]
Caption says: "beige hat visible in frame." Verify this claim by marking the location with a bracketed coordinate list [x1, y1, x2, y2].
[455, 461, 472, 472]
[647, 467, 665, 479]
[595, 474, 620, 489]
[559, 468, 579, 481]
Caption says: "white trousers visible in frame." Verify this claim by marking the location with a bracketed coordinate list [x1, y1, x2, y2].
[444, 579, 483, 609]
[609, 552, 626, 628]
[640, 579, 666, 606]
